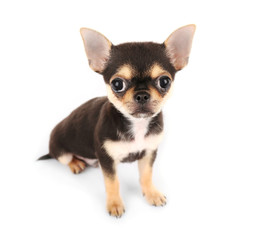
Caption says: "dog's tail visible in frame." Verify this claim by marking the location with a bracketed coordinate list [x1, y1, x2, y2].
[37, 153, 53, 160]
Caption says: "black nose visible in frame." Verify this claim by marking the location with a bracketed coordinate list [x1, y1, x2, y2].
[134, 91, 150, 104]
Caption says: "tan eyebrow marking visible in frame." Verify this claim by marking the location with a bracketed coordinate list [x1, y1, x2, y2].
[110, 64, 135, 82]
[148, 63, 172, 80]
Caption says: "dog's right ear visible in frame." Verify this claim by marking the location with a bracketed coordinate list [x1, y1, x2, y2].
[80, 28, 112, 73]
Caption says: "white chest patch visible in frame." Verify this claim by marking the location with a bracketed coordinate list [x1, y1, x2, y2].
[103, 118, 164, 163]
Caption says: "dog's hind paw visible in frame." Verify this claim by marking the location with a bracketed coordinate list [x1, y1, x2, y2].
[68, 157, 86, 174]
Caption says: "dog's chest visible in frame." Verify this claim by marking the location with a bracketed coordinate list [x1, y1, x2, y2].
[103, 119, 163, 163]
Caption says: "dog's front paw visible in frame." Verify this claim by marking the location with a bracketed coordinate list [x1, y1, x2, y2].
[107, 198, 125, 218]
[143, 187, 166, 206]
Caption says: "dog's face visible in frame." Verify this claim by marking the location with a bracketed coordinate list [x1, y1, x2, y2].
[103, 43, 176, 119]
[80, 25, 195, 119]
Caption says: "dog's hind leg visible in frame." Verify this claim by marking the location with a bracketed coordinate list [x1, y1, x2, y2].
[58, 153, 86, 174]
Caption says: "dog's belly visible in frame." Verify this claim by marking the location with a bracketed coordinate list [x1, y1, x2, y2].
[103, 132, 164, 163]
[74, 155, 99, 167]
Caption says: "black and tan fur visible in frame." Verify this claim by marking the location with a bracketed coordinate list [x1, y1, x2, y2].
[39, 25, 196, 217]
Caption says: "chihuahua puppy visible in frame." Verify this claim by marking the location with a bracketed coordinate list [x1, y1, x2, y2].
[39, 25, 195, 217]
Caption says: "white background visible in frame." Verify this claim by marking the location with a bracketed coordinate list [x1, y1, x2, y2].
[0, 0, 253, 239]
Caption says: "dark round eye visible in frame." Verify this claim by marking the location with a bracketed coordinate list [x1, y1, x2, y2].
[111, 78, 126, 92]
[158, 75, 171, 89]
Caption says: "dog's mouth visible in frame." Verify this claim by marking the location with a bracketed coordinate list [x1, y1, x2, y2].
[124, 100, 160, 119]
[131, 106, 155, 118]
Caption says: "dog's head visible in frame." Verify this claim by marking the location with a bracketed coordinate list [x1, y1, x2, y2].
[80, 25, 195, 119]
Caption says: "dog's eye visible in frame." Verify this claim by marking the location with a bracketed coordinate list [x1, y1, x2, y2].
[158, 76, 171, 89]
[111, 78, 126, 92]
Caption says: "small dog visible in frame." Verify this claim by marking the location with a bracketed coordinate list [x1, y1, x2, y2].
[39, 25, 196, 217]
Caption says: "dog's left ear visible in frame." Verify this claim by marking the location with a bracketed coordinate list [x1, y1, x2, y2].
[164, 24, 196, 70]
[80, 28, 112, 73]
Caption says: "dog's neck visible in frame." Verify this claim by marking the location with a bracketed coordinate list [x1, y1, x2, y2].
[110, 103, 163, 142]
[130, 117, 150, 141]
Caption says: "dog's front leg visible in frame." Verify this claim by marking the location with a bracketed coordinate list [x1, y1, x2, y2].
[138, 150, 167, 206]
[98, 150, 125, 217]
[103, 173, 125, 217]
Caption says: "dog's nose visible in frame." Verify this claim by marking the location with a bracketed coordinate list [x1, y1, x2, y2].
[134, 92, 150, 104]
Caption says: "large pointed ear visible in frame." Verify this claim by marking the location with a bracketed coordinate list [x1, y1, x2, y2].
[80, 28, 112, 73]
[164, 24, 196, 71]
